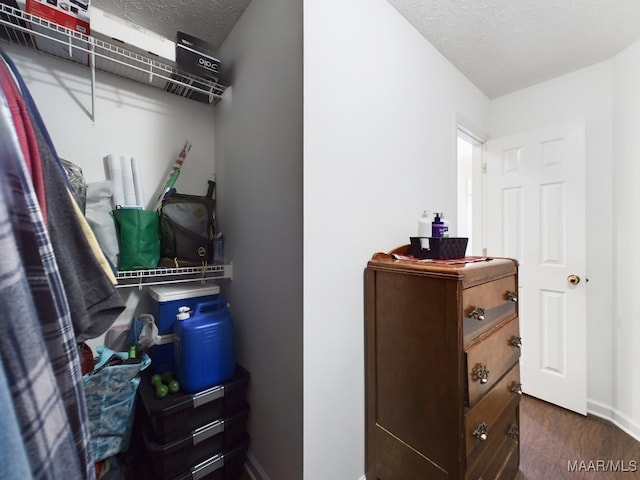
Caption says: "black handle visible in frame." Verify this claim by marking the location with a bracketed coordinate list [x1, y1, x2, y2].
[206, 180, 216, 199]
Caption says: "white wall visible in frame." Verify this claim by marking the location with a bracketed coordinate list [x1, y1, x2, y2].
[611, 38, 640, 438]
[303, 0, 489, 478]
[2, 44, 216, 204]
[214, 0, 303, 479]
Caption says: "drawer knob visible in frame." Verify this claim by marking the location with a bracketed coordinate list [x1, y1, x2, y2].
[511, 382, 523, 395]
[472, 363, 490, 384]
[508, 424, 519, 439]
[473, 422, 488, 441]
[469, 307, 486, 321]
[511, 336, 522, 348]
[506, 291, 518, 302]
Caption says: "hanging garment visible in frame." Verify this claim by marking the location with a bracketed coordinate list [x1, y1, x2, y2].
[0, 355, 32, 479]
[0, 50, 125, 341]
[1, 49, 70, 196]
[1, 58, 96, 480]
[34, 115, 126, 340]
[0, 48, 46, 223]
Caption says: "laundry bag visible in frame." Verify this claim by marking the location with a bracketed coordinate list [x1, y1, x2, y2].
[83, 346, 151, 461]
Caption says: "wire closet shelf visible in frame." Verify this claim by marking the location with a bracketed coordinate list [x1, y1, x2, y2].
[115, 264, 233, 289]
[0, 3, 226, 104]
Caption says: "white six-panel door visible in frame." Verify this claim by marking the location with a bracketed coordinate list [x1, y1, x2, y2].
[486, 119, 587, 415]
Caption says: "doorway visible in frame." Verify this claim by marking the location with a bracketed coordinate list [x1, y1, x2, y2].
[456, 125, 485, 257]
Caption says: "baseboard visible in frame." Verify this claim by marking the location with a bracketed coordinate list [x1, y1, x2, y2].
[588, 399, 640, 442]
[244, 452, 366, 480]
[244, 450, 272, 480]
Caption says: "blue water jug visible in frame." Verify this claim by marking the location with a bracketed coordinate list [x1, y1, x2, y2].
[173, 299, 235, 393]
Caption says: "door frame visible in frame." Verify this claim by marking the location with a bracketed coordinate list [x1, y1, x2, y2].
[455, 115, 488, 257]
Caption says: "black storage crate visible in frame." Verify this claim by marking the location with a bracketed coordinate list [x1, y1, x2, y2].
[142, 406, 249, 478]
[138, 436, 249, 480]
[409, 237, 469, 260]
[138, 364, 249, 444]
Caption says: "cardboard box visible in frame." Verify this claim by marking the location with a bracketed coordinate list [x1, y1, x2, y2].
[90, 7, 175, 62]
[26, 0, 90, 34]
[175, 31, 220, 80]
[23, 0, 90, 66]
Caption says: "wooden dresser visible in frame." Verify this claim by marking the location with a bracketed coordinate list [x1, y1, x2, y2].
[365, 248, 521, 480]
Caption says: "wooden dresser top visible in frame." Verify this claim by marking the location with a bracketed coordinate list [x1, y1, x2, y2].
[367, 245, 517, 288]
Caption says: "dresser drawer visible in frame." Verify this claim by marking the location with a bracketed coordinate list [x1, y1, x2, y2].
[490, 436, 520, 480]
[466, 317, 521, 407]
[466, 402, 519, 480]
[463, 275, 517, 345]
[465, 364, 521, 468]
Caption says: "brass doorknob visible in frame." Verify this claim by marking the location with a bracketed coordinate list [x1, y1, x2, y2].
[567, 274, 580, 285]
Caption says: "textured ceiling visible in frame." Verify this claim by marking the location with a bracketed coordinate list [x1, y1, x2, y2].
[92, 0, 250, 52]
[89, 0, 640, 98]
[387, 0, 640, 98]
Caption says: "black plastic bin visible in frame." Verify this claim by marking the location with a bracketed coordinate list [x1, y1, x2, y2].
[137, 364, 250, 444]
[141, 406, 250, 478]
[138, 436, 250, 480]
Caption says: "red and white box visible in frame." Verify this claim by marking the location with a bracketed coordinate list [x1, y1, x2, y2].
[26, 0, 90, 34]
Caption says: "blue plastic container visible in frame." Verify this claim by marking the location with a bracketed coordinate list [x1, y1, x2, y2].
[173, 299, 235, 393]
[148, 284, 220, 374]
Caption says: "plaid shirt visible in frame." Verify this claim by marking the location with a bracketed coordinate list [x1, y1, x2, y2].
[1, 55, 95, 480]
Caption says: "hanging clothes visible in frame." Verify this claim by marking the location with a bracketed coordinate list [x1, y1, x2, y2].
[0, 48, 133, 480]
[0, 342, 32, 480]
[0, 50, 125, 342]
[0, 48, 46, 223]
[0, 83, 94, 479]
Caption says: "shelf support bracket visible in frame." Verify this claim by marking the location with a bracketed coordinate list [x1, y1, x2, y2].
[89, 37, 96, 123]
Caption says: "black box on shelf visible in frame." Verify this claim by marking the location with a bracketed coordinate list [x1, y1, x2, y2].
[175, 31, 220, 80]
[137, 364, 249, 444]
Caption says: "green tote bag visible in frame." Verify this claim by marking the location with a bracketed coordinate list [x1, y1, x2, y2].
[112, 207, 160, 270]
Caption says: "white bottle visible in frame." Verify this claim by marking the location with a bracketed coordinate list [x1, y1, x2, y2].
[418, 211, 431, 237]
[418, 211, 431, 249]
